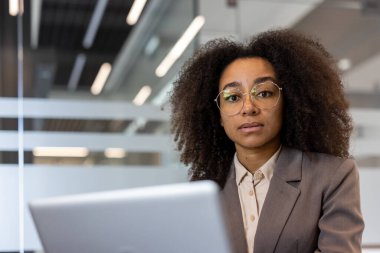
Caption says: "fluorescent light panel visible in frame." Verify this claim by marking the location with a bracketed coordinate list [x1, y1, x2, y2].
[9, 0, 19, 16]
[133, 85, 152, 105]
[155, 15, 205, 77]
[91, 63, 112, 95]
[126, 0, 147, 25]
[33, 147, 89, 157]
[82, 0, 108, 48]
[104, 148, 126, 158]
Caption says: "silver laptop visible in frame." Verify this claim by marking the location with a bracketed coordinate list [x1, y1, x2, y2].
[29, 180, 232, 253]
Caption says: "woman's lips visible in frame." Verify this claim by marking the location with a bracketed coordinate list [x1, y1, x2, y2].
[238, 122, 264, 133]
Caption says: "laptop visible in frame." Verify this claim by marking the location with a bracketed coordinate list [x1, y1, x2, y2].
[29, 180, 232, 253]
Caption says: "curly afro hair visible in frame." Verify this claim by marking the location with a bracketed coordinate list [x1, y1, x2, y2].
[170, 29, 353, 188]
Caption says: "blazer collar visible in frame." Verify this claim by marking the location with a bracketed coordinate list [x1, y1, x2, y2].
[273, 146, 302, 182]
[220, 146, 303, 253]
[254, 146, 302, 253]
[220, 164, 247, 253]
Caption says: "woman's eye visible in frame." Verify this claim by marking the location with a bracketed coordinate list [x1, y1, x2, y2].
[256, 91, 273, 98]
[223, 92, 241, 102]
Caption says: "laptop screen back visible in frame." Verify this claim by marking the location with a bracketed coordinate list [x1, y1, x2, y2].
[29, 181, 232, 253]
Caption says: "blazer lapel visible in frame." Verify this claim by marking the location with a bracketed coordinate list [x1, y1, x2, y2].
[220, 164, 247, 253]
[254, 147, 302, 253]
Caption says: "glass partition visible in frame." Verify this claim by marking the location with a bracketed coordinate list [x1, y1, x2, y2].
[2, 0, 196, 252]
[0, 0, 23, 251]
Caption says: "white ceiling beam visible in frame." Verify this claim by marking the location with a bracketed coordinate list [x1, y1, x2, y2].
[0, 131, 174, 152]
[0, 98, 169, 121]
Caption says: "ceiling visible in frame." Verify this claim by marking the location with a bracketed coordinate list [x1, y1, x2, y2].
[31, 0, 138, 93]
[2, 0, 380, 103]
[0, 0, 192, 164]
[2, 0, 378, 102]
[0, 0, 167, 134]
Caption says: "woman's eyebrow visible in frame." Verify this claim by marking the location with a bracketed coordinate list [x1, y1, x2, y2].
[221, 81, 241, 90]
[221, 76, 277, 90]
[254, 76, 277, 84]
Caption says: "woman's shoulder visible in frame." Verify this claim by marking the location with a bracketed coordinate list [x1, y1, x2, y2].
[281, 147, 359, 194]
[304, 149, 354, 167]
[295, 148, 358, 180]
[282, 146, 356, 175]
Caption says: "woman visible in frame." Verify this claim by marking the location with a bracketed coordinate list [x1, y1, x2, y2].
[170, 29, 364, 253]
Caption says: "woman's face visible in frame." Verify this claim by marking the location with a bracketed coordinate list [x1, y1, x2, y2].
[218, 57, 283, 152]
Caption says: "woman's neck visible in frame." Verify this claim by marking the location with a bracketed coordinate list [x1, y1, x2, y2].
[235, 143, 281, 174]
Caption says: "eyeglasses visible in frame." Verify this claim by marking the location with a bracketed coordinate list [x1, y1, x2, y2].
[214, 81, 282, 116]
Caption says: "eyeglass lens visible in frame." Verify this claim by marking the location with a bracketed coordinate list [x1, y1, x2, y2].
[216, 81, 281, 115]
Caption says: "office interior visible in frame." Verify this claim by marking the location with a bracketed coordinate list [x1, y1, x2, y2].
[0, 0, 379, 252]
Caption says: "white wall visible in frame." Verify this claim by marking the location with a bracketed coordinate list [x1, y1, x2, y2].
[360, 169, 380, 246]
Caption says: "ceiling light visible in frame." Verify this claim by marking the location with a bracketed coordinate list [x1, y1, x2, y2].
[126, 0, 147, 25]
[33, 147, 89, 157]
[133, 85, 152, 105]
[9, 0, 19, 16]
[338, 58, 352, 71]
[91, 63, 112, 95]
[155, 16, 205, 78]
[104, 148, 126, 158]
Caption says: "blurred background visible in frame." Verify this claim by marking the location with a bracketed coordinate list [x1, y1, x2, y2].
[0, 0, 379, 252]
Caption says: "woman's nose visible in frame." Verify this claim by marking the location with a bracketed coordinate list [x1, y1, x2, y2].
[241, 94, 258, 115]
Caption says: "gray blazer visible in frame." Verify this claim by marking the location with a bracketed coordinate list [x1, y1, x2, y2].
[220, 146, 364, 253]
